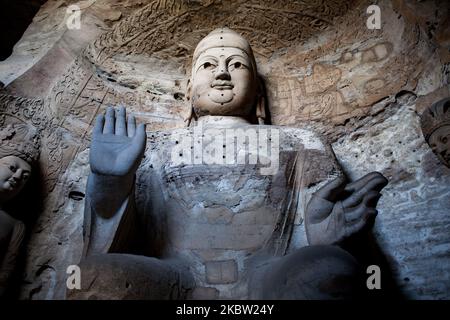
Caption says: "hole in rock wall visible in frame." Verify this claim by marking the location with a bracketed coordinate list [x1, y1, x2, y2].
[68, 191, 85, 201]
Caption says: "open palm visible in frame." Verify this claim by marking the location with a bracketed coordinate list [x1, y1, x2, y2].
[90, 106, 147, 177]
[305, 172, 388, 246]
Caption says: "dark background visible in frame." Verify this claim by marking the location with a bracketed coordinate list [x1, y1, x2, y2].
[0, 0, 47, 61]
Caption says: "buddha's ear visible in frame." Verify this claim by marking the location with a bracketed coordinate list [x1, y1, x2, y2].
[256, 76, 266, 125]
[186, 79, 191, 101]
[184, 79, 194, 127]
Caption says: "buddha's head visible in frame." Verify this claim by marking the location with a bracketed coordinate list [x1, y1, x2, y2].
[421, 97, 450, 167]
[0, 120, 40, 203]
[186, 28, 266, 125]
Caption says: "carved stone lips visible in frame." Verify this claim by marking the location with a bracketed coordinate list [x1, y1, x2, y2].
[211, 81, 234, 89]
[7, 179, 17, 188]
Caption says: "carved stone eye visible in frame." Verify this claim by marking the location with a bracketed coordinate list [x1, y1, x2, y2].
[9, 165, 16, 173]
[234, 62, 242, 68]
[203, 62, 213, 69]
[442, 136, 448, 144]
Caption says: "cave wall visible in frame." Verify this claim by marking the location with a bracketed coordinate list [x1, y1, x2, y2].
[0, 0, 449, 299]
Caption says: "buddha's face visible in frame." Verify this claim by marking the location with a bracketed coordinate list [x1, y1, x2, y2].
[428, 125, 450, 167]
[189, 46, 257, 118]
[0, 155, 31, 203]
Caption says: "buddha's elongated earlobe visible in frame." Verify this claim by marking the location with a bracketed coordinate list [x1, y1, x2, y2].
[186, 79, 191, 102]
[256, 76, 266, 125]
[184, 108, 194, 127]
[184, 79, 195, 127]
[256, 96, 265, 125]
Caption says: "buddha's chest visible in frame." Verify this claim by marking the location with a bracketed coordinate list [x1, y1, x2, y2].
[163, 164, 281, 251]
[135, 125, 340, 298]
[161, 165, 286, 298]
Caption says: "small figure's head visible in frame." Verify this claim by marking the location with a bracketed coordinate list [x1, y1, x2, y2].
[420, 97, 450, 167]
[186, 28, 265, 124]
[0, 121, 40, 203]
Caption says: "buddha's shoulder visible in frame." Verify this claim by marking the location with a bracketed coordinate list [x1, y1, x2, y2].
[267, 125, 329, 152]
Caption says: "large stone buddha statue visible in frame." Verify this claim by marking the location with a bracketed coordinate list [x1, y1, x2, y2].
[68, 28, 388, 300]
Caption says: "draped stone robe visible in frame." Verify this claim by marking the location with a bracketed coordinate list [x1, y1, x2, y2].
[0, 209, 25, 297]
[83, 124, 342, 299]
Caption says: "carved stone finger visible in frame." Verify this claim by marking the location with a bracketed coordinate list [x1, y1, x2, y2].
[344, 204, 366, 222]
[313, 175, 347, 201]
[130, 123, 147, 159]
[342, 176, 387, 208]
[362, 190, 382, 208]
[93, 114, 104, 136]
[127, 115, 136, 137]
[345, 208, 377, 237]
[115, 106, 127, 136]
[344, 172, 387, 193]
[103, 106, 115, 134]
[133, 123, 147, 147]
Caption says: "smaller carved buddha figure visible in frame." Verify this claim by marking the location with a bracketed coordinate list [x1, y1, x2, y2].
[421, 97, 450, 167]
[0, 117, 40, 297]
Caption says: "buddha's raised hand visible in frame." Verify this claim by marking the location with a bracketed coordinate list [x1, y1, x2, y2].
[305, 172, 388, 246]
[90, 106, 146, 178]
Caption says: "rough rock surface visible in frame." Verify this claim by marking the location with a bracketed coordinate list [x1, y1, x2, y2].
[333, 98, 450, 299]
[0, 0, 449, 299]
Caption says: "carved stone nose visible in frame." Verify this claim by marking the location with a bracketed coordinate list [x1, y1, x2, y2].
[215, 68, 230, 80]
[12, 170, 22, 181]
[215, 58, 230, 80]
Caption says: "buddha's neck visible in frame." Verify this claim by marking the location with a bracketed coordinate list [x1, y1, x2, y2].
[196, 115, 250, 128]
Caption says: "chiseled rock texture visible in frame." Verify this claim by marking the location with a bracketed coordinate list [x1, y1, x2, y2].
[333, 94, 450, 299]
[0, 0, 449, 299]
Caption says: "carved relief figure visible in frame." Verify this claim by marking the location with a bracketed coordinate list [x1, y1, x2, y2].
[68, 29, 388, 300]
[0, 117, 40, 297]
[421, 97, 450, 167]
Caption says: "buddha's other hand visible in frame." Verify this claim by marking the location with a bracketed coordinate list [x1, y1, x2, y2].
[90, 106, 147, 178]
[305, 172, 388, 246]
